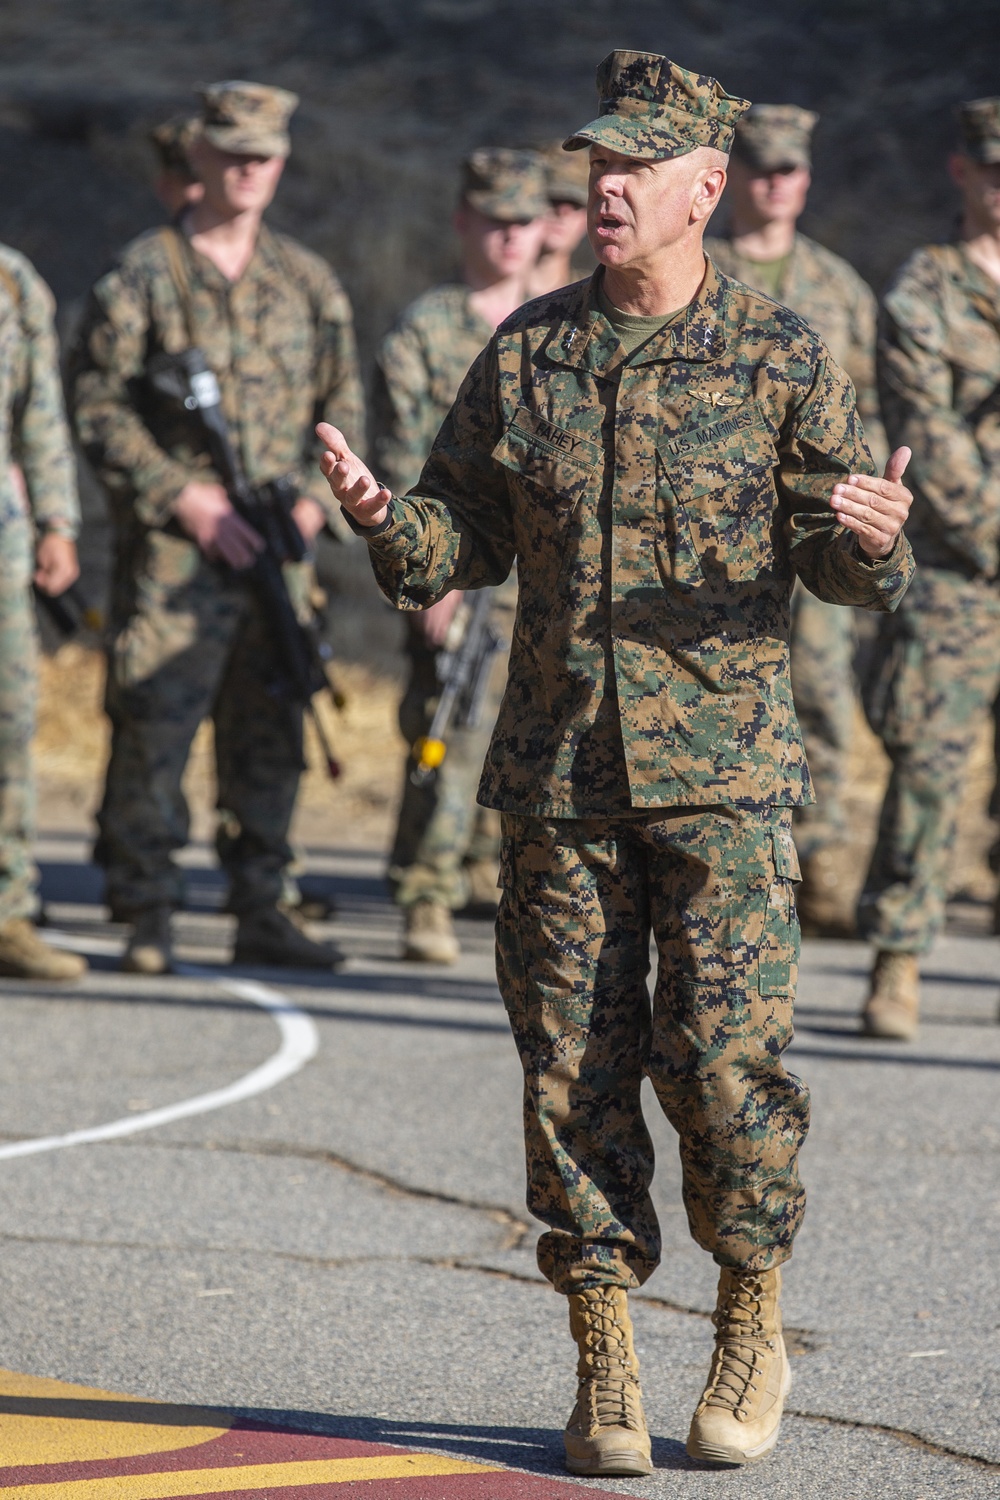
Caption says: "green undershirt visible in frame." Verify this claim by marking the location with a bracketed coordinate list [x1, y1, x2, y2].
[740, 252, 790, 300]
[597, 281, 685, 358]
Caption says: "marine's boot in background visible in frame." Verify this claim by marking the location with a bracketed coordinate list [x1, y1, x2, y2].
[687, 1267, 790, 1466]
[402, 899, 459, 964]
[796, 843, 857, 938]
[564, 1285, 653, 1478]
[462, 857, 501, 916]
[0, 918, 88, 980]
[122, 906, 173, 975]
[234, 903, 343, 969]
[860, 950, 920, 1040]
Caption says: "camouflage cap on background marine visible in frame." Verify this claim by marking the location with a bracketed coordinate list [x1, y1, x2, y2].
[732, 103, 818, 172]
[199, 80, 299, 159]
[460, 147, 549, 221]
[957, 97, 1000, 164]
[148, 113, 200, 178]
[535, 139, 590, 206]
[563, 50, 750, 160]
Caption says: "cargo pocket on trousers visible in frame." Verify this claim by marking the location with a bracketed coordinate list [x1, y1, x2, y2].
[496, 826, 527, 1021]
[758, 825, 800, 997]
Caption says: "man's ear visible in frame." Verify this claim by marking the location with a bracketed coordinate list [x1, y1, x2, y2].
[693, 164, 728, 225]
[947, 152, 968, 190]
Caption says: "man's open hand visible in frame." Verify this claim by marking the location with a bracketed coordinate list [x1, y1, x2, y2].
[830, 447, 913, 559]
[317, 423, 391, 528]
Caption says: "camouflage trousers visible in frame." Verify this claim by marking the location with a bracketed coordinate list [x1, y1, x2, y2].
[387, 621, 507, 910]
[789, 581, 856, 858]
[859, 568, 1000, 953]
[0, 517, 38, 926]
[97, 531, 306, 917]
[495, 805, 809, 1294]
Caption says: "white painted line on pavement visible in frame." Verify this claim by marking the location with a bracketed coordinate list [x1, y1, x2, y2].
[0, 931, 320, 1161]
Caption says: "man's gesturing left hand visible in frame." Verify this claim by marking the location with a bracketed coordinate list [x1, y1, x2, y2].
[316, 423, 391, 529]
[830, 446, 913, 558]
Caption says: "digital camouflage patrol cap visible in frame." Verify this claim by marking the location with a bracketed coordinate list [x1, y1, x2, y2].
[732, 104, 818, 172]
[461, 148, 549, 221]
[199, 80, 299, 159]
[564, 50, 750, 161]
[957, 97, 1000, 164]
[536, 139, 590, 206]
[148, 113, 200, 179]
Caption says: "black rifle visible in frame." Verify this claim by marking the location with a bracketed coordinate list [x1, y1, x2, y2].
[147, 347, 343, 779]
[411, 588, 503, 786]
[33, 581, 102, 638]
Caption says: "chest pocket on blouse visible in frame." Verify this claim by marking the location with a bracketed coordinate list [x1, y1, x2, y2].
[658, 418, 780, 585]
[492, 406, 601, 511]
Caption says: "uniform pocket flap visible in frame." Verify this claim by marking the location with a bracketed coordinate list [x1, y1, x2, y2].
[492, 407, 601, 501]
[659, 415, 776, 501]
[772, 825, 801, 882]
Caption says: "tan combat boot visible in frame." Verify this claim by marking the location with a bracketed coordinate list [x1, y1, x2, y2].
[123, 907, 173, 975]
[861, 951, 919, 1040]
[463, 857, 501, 914]
[686, 1267, 790, 1466]
[564, 1286, 653, 1477]
[796, 844, 858, 938]
[0, 918, 87, 980]
[402, 900, 459, 964]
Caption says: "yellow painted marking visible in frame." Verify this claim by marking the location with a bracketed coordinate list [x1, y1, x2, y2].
[0, 1451, 500, 1498]
[0, 1369, 229, 1465]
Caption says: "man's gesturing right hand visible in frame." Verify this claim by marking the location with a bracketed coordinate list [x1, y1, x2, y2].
[317, 423, 391, 528]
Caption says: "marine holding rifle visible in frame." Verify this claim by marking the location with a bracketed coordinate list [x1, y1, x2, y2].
[0, 242, 87, 982]
[372, 148, 548, 965]
[69, 80, 365, 974]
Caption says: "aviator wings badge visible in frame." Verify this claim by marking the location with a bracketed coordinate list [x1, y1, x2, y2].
[690, 389, 742, 410]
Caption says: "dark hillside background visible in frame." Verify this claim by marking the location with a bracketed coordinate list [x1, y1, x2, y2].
[0, 0, 994, 659]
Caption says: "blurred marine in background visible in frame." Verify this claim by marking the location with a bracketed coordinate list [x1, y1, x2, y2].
[857, 96, 1000, 1039]
[708, 105, 888, 937]
[372, 148, 548, 964]
[527, 141, 591, 298]
[0, 244, 87, 980]
[69, 81, 365, 975]
[148, 113, 204, 218]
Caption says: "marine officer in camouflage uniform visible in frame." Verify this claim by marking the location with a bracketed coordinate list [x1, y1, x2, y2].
[857, 97, 1000, 1039]
[708, 105, 888, 936]
[70, 81, 364, 974]
[527, 141, 591, 298]
[372, 149, 548, 964]
[0, 245, 87, 981]
[320, 51, 914, 1476]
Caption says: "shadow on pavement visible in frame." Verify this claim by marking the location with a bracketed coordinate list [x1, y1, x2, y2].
[235, 1408, 692, 1475]
[0, 1392, 692, 1478]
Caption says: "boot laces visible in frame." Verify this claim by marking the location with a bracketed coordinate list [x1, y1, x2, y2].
[705, 1274, 770, 1415]
[576, 1290, 641, 1432]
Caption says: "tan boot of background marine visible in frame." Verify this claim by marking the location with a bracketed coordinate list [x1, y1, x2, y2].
[402, 899, 459, 964]
[861, 951, 919, 1040]
[564, 1286, 653, 1478]
[0, 918, 87, 980]
[796, 844, 858, 938]
[686, 1268, 790, 1467]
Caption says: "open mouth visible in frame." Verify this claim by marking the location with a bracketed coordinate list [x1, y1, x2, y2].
[595, 209, 627, 235]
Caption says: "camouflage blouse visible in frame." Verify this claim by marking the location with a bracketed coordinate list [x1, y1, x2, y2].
[359, 260, 914, 816]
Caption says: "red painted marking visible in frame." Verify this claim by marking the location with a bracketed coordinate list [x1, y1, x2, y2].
[0, 1419, 631, 1497]
[0, 1426, 400, 1484]
[159, 1473, 629, 1499]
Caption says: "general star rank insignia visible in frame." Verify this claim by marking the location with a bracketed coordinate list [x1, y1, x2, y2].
[690, 390, 741, 409]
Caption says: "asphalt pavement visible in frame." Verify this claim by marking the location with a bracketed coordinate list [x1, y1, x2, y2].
[0, 833, 997, 1497]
